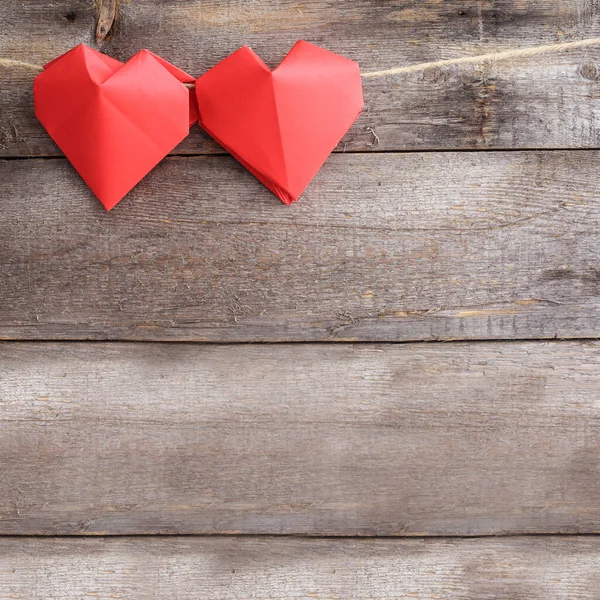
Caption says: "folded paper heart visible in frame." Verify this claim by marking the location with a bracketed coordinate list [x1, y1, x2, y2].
[195, 41, 364, 205]
[34, 44, 196, 210]
[34, 42, 363, 210]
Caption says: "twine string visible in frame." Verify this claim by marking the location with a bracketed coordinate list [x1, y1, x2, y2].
[361, 37, 600, 77]
[0, 58, 43, 71]
[1, 37, 600, 77]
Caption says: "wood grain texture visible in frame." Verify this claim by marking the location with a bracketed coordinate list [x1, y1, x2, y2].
[1, 340, 600, 535]
[1, 536, 600, 599]
[2, 0, 600, 156]
[2, 151, 600, 342]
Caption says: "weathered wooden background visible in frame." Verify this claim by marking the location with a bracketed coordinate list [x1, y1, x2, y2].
[1, 0, 600, 598]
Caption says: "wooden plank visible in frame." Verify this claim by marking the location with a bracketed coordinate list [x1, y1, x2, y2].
[1, 340, 600, 536]
[2, 151, 600, 342]
[2, 0, 600, 156]
[1, 536, 600, 598]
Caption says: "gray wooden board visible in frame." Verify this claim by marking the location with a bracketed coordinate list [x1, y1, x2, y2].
[1, 340, 600, 535]
[0, 536, 600, 599]
[2, 151, 600, 342]
[3, 0, 600, 156]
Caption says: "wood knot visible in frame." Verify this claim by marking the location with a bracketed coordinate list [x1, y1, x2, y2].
[96, 0, 119, 43]
[580, 62, 600, 81]
[422, 66, 448, 84]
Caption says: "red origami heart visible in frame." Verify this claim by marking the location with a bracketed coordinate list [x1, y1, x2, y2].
[195, 41, 364, 205]
[34, 44, 196, 210]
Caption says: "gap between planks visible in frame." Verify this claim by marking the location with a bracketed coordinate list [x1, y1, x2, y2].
[3, 146, 600, 162]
